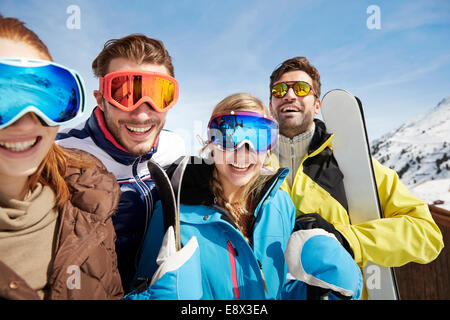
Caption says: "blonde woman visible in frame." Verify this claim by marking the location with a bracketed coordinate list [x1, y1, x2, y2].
[131, 93, 363, 300]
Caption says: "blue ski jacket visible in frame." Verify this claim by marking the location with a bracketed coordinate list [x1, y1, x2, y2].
[132, 157, 362, 299]
[56, 107, 185, 291]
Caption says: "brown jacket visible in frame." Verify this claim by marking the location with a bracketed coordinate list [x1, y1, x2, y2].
[0, 148, 124, 300]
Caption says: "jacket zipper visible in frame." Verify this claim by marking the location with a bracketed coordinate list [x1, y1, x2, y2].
[290, 139, 295, 182]
[257, 259, 269, 294]
[248, 168, 285, 248]
[214, 171, 284, 298]
[247, 170, 283, 295]
[132, 158, 153, 268]
[226, 240, 240, 299]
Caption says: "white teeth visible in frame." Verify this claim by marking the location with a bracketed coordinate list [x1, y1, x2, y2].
[126, 125, 153, 133]
[0, 138, 37, 152]
[231, 163, 251, 169]
[282, 106, 300, 112]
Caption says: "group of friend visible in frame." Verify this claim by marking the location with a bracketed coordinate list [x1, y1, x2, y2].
[0, 15, 444, 300]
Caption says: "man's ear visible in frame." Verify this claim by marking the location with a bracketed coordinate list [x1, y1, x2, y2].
[269, 100, 275, 116]
[314, 98, 321, 115]
[93, 90, 105, 111]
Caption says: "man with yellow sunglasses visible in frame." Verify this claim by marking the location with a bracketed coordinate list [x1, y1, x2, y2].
[268, 56, 443, 299]
[56, 34, 185, 293]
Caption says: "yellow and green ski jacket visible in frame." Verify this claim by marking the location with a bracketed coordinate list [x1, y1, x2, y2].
[270, 120, 444, 298]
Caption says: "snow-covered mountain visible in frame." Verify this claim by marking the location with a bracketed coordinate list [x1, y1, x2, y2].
[370, 96, 450, 209]
[408, 179, 450, 210]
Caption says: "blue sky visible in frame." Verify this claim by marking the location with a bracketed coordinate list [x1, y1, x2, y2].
[1, 0, 449, 153]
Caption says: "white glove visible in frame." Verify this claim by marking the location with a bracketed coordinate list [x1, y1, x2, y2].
[150, 226, 199, 286]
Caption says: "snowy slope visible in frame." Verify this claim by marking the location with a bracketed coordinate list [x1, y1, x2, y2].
[409, 179, 450, 211]
[370, 96, 450, 209]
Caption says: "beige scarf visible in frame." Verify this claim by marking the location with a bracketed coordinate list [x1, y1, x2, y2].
[0, 183, 58, 299]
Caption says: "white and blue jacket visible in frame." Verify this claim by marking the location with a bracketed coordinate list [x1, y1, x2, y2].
[130, 157, 362, 300]
[56, 107, 185, 291]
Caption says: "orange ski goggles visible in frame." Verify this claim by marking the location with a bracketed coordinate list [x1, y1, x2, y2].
[99, 70, 179, 112]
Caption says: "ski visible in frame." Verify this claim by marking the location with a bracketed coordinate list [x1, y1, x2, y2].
[169, 156, 191, 250]
[147, 159, 181, 250]
[321, 89, 399, 300]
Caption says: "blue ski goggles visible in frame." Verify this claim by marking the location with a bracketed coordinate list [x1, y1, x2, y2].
[0, 57, 85, 129]
[207, 111, 278, 153]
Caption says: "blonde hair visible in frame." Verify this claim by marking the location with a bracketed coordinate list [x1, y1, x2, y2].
[206, 93, 274, 241]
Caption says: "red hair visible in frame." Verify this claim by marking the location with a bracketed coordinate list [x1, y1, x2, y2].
[27, 144, 90, 208]
[0, 14, 52, 60]
[0, 15, 89, 207]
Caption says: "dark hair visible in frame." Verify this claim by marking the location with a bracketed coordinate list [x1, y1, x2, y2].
[92, 34, 175, 77]
[269, 56, 321, 98]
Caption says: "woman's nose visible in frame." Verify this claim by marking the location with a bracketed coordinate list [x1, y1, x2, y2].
[9, 112, 41, 129]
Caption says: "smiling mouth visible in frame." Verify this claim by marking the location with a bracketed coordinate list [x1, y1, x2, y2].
[229, 162, 254, 171]
[0, 137, 40, 152]
[125, 125, 154, 134]
[281, 105, 301, 113]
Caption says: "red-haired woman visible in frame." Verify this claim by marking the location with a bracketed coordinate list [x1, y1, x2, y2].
[0, 15, 123, 299]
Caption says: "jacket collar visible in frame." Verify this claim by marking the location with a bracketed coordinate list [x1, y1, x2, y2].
[85, 107, 158, 165]
[167, 156, 216, 206]
[267, 119, 333, 170]
[308, 118, 333, 154]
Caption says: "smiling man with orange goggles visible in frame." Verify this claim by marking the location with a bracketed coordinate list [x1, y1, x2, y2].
[56, 34, 187, 293]
[99, 70, 179, 112]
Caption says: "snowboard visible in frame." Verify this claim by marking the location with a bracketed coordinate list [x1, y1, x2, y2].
[321, 89, 399, 300]
[147, 159, 181, 250]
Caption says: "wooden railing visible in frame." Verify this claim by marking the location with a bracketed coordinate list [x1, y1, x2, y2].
[394, 205, 450, 300]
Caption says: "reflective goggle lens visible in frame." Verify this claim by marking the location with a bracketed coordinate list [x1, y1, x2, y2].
[103, 71, 178, 112]
[208, 111, 278, 153]
[271, 81, 313, 98]
[293, 81, 311, 96]
[0, 58, 84, 129]
[271, 83, 287, 98]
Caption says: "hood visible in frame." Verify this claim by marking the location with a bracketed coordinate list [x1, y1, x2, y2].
[309, 119, 333, 154]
